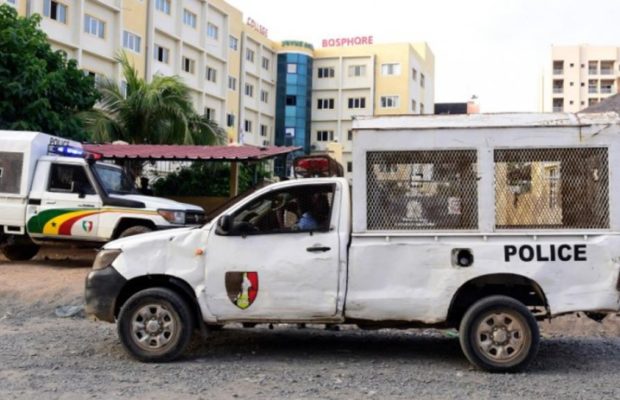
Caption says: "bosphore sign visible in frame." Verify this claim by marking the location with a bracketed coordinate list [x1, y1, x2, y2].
[322, 36, 374, 48]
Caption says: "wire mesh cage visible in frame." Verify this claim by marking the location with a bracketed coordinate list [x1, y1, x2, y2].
[494, 147, 609, 229]
[366, 150, 478, 230]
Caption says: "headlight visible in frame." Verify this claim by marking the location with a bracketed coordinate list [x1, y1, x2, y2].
[158, 209, 186, 224]
[93, 249, 122, 271]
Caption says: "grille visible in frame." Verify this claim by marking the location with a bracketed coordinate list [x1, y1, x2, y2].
[494, 148, 609, 229]
[186, 211, 206, 225]
[366, 150, 478, 230]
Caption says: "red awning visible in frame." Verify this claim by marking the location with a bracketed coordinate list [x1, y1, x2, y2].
[83, 144, 301, 161]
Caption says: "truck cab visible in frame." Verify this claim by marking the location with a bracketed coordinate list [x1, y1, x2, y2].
[0, 131, 204, 260]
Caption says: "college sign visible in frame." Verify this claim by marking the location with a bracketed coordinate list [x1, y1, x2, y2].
[322, 36, 374, 48]
[247, 17, 268, 37]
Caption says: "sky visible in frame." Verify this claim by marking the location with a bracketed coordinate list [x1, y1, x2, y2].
[227, 0, 620, 112]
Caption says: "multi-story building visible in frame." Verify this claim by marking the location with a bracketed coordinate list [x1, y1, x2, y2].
[273, 40, 435, 178]
[549, 45, 620, 112]
[2, 0, 435, 181]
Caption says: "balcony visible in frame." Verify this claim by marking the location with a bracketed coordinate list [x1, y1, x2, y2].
[552, 107, 563, 112]
[601, 87, 613, 94]
[553, 69, 563, 75]
[553, 87, 563, 94]
[589, 87, 598, 94]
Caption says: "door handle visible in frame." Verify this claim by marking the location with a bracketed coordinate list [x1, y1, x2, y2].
[45, 201, 56, 205]
[78, 204, 96, 208]
[306, 246, 331, 253]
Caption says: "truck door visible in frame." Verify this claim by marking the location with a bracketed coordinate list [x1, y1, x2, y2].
[204, 182, 343, 321]
[30, 163, 102, 240]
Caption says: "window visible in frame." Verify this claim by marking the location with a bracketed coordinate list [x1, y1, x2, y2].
[183, 9, 197, 28]
[318, 67, 335, 78]
[206, 67, 217, 83]
[412, 68, 418, 81]
[287, 63, 297, 74]
[262, 57, 270, 70]
[494, 148, 609, 229]
[347, 97, 366, 109]
[228, 184, 335, 234]
[316, 130, 334, 142]
[420, 103, 425, 114]
[228, 76, 237, 90]
[227, 114, 235, 127]
[84, 15, 105, 38]
[154, 45, 169, 64]
[380, 96, 399, 108]
[347, 162, 352, 173]
[348, 65, 366, 77]
[245, 84, 254, 97]
[84, 70, 103, 86]
[246, 49, 255, 63]
[381, 63, 401, 76]
[122, 31, 141, 53]
[207, 23, 219, 40]
[48, 164, 95, 195]
[366, 150, 478, 230]
[411, 100, 417, 113]
[229, 36, 238, 51]
[182, 57, 195, 74]
[420, 73, 426, 88]
[155, 0, 171, 15]
[285, 95, 296, 106]
[244, 120, 252, 133]
[260, 90, 269, 103]
[347, 130, 353, 141]
[260, 125, 268, 137]
[43, 1, 67, 24]
[204, 108, 215, 121]
[317, 98, 334, 110]
[6, 0, 16, 6]
[120, 80, 128, 98]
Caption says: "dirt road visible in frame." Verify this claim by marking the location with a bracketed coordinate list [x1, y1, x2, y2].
[2, 250, 620, 399]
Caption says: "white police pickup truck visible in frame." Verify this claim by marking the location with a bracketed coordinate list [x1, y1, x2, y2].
[0, 131, 204, 260]
[86, 113, 620, 372]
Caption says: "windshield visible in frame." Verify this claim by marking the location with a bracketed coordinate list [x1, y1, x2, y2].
[92, 163, 137, 195]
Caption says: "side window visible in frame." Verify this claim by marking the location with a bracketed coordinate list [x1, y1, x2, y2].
[48, 164, 96, 195]
[230, 184, 335, 235]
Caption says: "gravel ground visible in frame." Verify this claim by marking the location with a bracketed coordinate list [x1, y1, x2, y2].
[2, 249, 620, 399]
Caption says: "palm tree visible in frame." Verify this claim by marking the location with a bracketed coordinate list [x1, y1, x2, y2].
[81, 52, 225, 145]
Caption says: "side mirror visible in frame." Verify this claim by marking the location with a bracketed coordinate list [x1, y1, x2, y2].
[216, 215, 232, 235]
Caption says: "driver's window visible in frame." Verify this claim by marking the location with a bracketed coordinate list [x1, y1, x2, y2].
[48, 164, 96, 195]
[230, 184, 335, 235]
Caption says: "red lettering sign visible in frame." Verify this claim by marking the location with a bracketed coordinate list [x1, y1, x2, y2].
[247, 17, 268, 37]
[321, 36, 374, 48]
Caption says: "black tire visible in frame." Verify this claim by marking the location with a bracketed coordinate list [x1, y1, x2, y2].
[1, 244, 40, 261]
[459, 295, 539, 372]
[118, 225, 152, 238]
[117, 288, 194, 362]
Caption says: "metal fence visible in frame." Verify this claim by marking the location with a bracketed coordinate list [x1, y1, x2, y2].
[366, 150, 479, 230]
[494, 148, 609, 229]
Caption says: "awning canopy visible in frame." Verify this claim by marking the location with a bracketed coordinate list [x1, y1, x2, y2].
[83, 144, 301, 161]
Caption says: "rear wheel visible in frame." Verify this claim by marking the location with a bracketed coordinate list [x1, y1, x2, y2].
[459, 295, 539, 372]
[1, 243, 40, 261]
[117, 288, 194, 362]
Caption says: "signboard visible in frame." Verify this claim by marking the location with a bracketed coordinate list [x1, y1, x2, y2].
[247, 18, 268, 37]
[322, 36, 374, 48]
[281, 40, 314, 51]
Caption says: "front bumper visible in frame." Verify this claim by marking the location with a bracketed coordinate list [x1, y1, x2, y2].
[84, 266, 127, 323]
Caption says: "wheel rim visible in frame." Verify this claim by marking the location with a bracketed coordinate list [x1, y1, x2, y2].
[131, 304, 178, 352]
[474, 310, 530, 365]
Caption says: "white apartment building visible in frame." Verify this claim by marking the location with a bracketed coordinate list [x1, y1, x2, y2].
[549, 45, 620, 112]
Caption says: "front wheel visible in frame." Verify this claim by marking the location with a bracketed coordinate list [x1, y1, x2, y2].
[1, 243, 40, 261]
[459, 295, 539, 372]
[117, 288, 194, 362]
